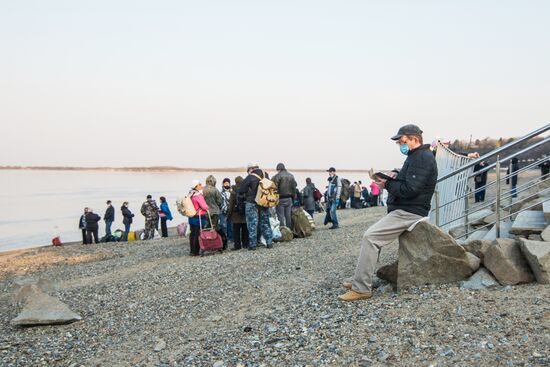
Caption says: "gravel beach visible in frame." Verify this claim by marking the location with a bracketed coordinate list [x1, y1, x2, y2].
[1, 207, 548, 366]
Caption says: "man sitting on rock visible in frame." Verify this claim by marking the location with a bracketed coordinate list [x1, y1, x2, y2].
[339, 124, 438, 301]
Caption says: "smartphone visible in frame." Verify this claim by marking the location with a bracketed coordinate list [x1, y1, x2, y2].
[374, 172, 394, 181]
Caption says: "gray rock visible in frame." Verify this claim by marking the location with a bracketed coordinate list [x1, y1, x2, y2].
[460, 268, 499, 290]
[519, 239, 550, 284]
[11, 288, 81, 326]
[153, 339, 166, 352]
[462, 240, 493, 261]
[483, 239, 535, 285]
[397, 221, 479, 289]
[541, 225, 550, 242]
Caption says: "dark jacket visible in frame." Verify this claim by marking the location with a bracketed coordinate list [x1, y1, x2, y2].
[227, 177, 246, 224]
[506, 158, 519, 186]
[385, 144, 438, 217]
[104, 205, 115, 222]
[238, 168, 264, 204]
[78, 214, 86, 229]
[121, 206, 134, 225]
[272, 169, 297, 198]
[473, 162, 488, 186]
[85, 212, 101, 230]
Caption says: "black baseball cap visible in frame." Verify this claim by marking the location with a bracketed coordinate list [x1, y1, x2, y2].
[326, 167, 336, 172]
[391, 124, 423, 140]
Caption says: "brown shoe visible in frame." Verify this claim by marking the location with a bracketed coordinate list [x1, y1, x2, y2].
[338, 290, 373, 301]
[342, 282, 352, 289]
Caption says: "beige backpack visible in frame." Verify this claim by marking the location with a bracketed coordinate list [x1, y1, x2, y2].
[252, 172, 280, 208]
[176, 193, 197, 217]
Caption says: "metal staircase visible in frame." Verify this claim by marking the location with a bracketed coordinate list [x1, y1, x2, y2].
[430, 123, 550, 242]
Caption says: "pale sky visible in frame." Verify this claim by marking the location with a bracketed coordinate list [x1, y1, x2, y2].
[1, 0, 548, 170]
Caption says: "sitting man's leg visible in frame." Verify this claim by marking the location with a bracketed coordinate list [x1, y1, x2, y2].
[339, 209, 422, 301]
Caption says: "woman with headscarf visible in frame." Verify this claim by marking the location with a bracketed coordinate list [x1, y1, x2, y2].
[188, 180, 209, 256]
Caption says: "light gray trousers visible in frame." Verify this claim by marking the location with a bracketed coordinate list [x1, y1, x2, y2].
[351, 209, 423, 292]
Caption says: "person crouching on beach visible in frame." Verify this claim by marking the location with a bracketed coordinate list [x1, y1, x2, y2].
[121, 202, 134, 241]
[339, 124, 437, 301]
[188, 180, 209, 256]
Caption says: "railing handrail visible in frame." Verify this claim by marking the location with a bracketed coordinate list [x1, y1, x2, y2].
[437, 123, 550, 183]
[467, 136, 550, 178]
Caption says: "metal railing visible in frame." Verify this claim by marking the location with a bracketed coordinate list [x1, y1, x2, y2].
[431, 122, 550, 239]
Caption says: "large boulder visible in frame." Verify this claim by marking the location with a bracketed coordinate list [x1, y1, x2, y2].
[519, 239, 550, 284]
[483, 239, 535, 285]
[462, 240, 493, 262]
[397, 221, 480, 290]
[11, 287, 81, 326]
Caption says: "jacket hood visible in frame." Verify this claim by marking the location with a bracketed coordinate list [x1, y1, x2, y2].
[206, 175, 217, 187]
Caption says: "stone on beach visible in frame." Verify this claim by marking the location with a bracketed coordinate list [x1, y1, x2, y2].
[11, 287, 81, 326]
[461, 240, 493, 262]
[396, 221, 480, 290]
[483, 239, 535, 286]
[519, 239, 550, 284]
[460, 267, 499, 290]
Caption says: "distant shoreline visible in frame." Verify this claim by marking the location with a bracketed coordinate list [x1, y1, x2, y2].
[0, 166, 371, 173]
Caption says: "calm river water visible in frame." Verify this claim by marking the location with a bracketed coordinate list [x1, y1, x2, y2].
[0, 169, 371, 252]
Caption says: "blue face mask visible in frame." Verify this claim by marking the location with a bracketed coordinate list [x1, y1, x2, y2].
[399, 144, 409, 155]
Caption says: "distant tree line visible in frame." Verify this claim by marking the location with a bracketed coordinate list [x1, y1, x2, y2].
[448, 136, 549, 165]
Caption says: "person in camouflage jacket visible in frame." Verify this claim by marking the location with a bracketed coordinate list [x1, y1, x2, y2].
[141, 194, 159, 240]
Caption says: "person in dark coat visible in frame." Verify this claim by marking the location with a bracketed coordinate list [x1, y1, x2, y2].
[121, 202, 134, 241]
[272, 163, 297, 227]
[103, 200, 115, 237]
[227, 176, 249, 250]
[302, 178, 316, 217]
[85, 209, 102, 244]
[506, 157, 519, 198]
[473, 161, 488, 202]
[539, 159, 549, 180]
[78, 207, 89, 244]
[339, 124, 437, 302]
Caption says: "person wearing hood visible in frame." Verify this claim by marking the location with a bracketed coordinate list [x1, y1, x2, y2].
[339, 124, 437, 302]
[141, 195, 159, 240]
[302, 178, 316, 217]
[226, 176, 249, 250]
[159, 196, 173, 237]
[121, 202, 134, 241]
[203, 175, 227, 249]
[188, 180, 209, 256]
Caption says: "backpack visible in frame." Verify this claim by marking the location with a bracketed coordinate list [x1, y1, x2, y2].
[252, 172, 279, 208]
[291, 208, 313, 238]
[176, 193, 197, 217]
[313, 188, 322, 201]
[279, 226, 294, 242]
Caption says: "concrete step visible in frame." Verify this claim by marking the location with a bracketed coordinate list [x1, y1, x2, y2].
[458, 228, 490, 244]
[510, 210, 548, 235]
[543, 200, 550, 223]
[483, 221, 513, 241]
